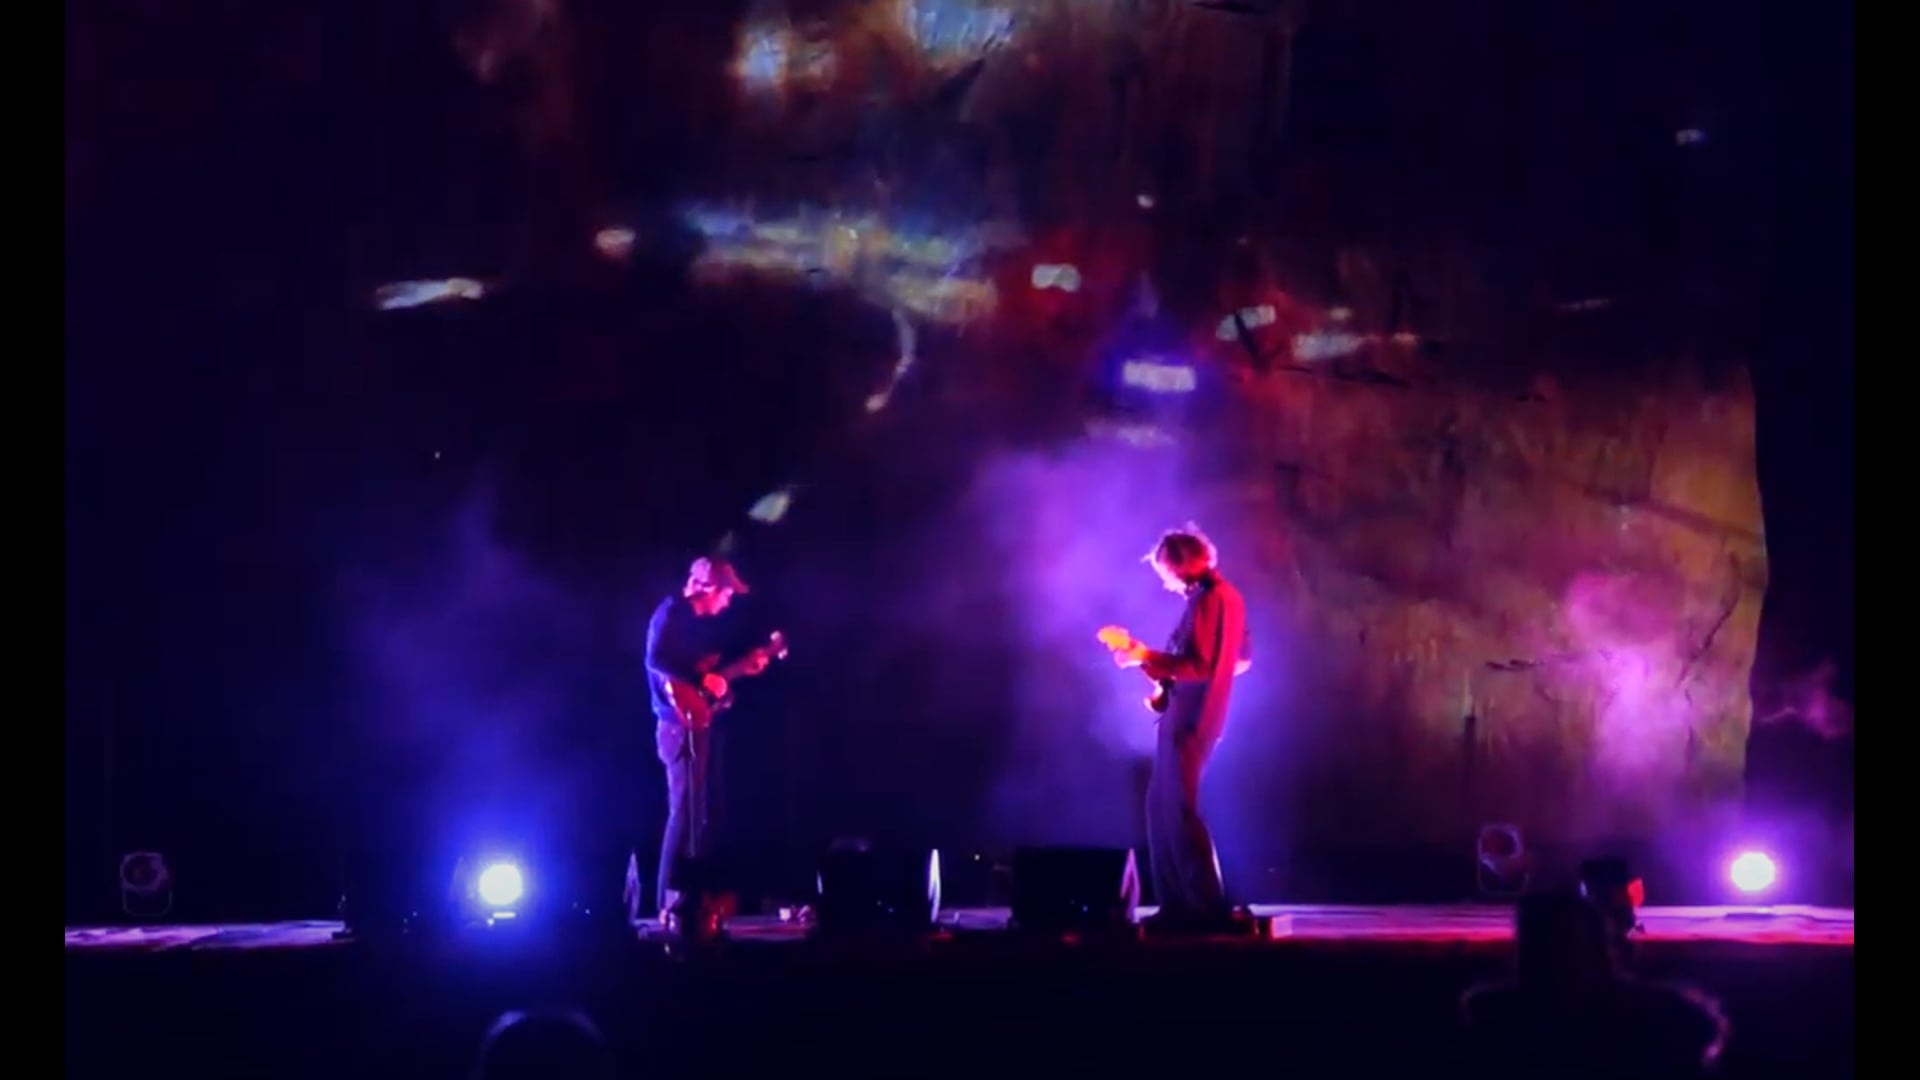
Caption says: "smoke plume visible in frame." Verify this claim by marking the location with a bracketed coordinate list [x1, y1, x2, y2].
[339, 483, 603, 852]
[955, 436, 1213, 846]
[1755, 660, 1853, 739]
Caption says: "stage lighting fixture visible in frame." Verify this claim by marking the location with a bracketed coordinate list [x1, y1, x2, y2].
[1475, 824, 1528, 897]
[814, 846, 943, 938]
[1728, 850, 1779, 895]
[341, 847, 636, 944]
[119, 852, 173, 919]
[1008, 847, 1140, 936]
[448, 856, 537, 927]
[477, 862, 526, 908]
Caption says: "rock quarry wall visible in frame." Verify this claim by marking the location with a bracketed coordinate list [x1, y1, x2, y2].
[1203, 358, 1764, 847]
[95, 0, 1764, 850]
[654, 0, 1772, 847]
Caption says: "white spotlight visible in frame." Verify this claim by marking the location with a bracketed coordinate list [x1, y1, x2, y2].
[477, 862, 526, 908]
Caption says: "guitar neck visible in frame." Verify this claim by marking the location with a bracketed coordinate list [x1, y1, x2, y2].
[714, 643, 779, 682]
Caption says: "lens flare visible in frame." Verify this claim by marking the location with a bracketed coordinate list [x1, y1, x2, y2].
[1729, 851, 1777, 894]
[477, 862, 525, 907]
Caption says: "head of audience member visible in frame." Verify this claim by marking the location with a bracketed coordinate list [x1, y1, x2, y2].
[471, 1008, 612, 1080]
[1513, 889, 1622, 995]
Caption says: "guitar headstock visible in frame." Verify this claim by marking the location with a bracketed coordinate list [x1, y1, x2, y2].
[1095, 625, 1134, 651]
[766, 631, 790, 660]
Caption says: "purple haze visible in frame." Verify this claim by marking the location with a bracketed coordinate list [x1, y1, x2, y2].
[946, 434, 1288, 851]
[339, 484, 602, 851]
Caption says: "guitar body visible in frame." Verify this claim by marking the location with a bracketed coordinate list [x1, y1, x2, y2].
[667, 668, 722, 731]
[666, 632, 789, 731]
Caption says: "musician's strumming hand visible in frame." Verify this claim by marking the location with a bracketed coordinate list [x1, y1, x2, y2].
[1113, 642, 1150, 669]
[700, 672, 730, 699]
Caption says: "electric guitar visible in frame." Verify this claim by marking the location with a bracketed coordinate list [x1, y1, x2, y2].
[1096, 625, 1174, 714]
[665, 631, 789, 730]
[1097, 624, 1253, 715]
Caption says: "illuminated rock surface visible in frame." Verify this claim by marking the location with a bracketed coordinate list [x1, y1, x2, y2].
[1218, 361, 1765, 846]
[68, 2, 1770, 851]
[672, 1, 1770, 846]
[416, 0, 1758, 848]
[649, 3, 1767, 843]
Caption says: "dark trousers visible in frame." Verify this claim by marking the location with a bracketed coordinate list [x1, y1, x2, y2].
[655, 720, 709, 916]
[1146, 720, 1228, 917]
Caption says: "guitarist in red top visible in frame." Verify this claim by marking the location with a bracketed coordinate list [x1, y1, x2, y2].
[644, 556, 785, 923]
[1103, 527, 1250, 932]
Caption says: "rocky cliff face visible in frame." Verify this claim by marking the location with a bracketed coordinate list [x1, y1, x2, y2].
[428, 0, 1763, 847]
[1210, 358, 1763, 846]
[75, 1, 1762, 850]
[665, 1, 1765, 846]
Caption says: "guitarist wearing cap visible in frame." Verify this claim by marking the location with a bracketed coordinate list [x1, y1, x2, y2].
[644, 556, 785, 923]
[1100, 527, 1251, 932]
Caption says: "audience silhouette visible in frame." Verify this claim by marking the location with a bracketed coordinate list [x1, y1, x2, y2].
[1461, 890, 1730, 1078]
[470, 1008, 614, 1080]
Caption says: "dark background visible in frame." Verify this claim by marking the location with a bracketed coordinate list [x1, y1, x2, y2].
[64, 1, 1851, 917]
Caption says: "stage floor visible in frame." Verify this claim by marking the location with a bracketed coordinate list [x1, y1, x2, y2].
[63, 902, 1854, 954]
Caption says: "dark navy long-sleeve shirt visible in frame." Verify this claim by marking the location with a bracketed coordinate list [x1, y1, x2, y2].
[645, 595, 711, 723]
